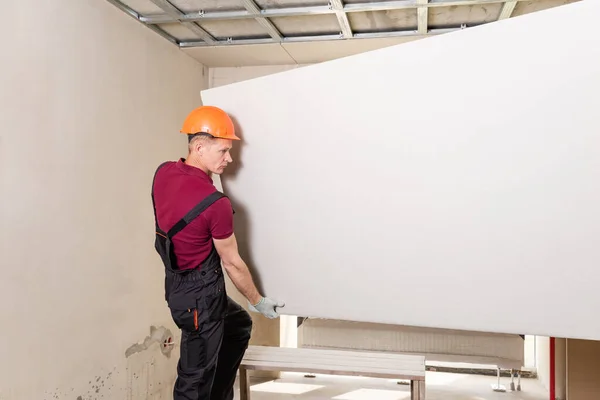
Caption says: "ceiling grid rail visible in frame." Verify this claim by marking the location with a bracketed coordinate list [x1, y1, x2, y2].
[148, 0, 215, 43]
[179, 28, 461, 47]
[140, 0, 531, 24]
[416, 0, 429, 34]
[105, 0, 531, 48]
[498, 1, 518, 19]
[240, 0, 284, 41]
[329, 0, 354, 38]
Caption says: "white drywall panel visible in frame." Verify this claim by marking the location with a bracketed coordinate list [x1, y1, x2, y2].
[201, 0, 600, 340]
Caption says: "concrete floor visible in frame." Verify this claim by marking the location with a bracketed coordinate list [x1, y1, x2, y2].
[236, 371, 548, 400]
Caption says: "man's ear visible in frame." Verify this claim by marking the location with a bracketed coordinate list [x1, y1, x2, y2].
[192, 140, 203, 155]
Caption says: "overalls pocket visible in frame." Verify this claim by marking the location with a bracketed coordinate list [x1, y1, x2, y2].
[168, 294, 200, 332]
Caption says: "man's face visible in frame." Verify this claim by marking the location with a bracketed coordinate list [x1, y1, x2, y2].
[201, 138, 233, 175]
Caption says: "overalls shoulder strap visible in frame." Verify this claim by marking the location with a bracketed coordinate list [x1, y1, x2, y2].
[167, 191, 226, 238]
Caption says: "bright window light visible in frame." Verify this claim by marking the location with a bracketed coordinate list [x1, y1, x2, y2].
[250, 381, 324, 395]
[425, 371, 464, 386]
[333, 388, 411, 400]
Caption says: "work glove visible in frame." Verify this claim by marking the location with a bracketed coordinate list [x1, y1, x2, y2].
[249, 297, 285, 319]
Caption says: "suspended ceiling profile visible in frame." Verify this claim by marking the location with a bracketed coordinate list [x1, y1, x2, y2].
[106, 0, 581, 66]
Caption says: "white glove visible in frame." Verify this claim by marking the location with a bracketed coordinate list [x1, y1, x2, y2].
[249, 297, 285, 319]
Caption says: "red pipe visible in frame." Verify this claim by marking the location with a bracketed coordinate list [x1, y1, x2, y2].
[549, 337, 556, 400]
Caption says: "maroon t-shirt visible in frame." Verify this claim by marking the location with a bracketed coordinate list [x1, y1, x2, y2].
[152, 158, 234, 270]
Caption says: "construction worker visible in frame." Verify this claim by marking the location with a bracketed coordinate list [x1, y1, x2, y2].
[151, 105, 284, 400]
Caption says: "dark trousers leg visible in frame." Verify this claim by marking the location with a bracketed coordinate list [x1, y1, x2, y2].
[210, 297, 253, 400]
[173, 316, 225, 400]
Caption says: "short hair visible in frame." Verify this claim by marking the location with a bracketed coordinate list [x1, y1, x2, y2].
[187, 132, 215, 152]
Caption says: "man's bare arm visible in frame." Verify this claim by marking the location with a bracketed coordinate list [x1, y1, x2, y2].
[213, 233, 262, 305]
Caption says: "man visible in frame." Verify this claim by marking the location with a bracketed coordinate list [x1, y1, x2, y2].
[151, 105, 284, 400]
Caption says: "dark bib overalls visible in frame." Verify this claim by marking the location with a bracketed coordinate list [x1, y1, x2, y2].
[152, 163, 253, 400]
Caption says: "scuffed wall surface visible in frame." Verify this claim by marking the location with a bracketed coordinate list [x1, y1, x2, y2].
[18, 331, 178, 400]
[0, 0, 207, 398]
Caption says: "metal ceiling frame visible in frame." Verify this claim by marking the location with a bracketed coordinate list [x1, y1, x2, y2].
[106, 0, 525, 48]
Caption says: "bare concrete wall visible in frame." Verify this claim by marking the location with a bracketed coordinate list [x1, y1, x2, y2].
[0, 1, 207, 398]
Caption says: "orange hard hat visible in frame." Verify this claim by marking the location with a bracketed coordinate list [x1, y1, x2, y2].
[180, 105, 240, 140]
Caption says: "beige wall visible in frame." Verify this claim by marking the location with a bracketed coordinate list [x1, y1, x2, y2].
[1, 1, 207, 399]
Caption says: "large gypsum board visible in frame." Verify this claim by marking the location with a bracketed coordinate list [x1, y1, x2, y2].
[201, 0, 600, 340]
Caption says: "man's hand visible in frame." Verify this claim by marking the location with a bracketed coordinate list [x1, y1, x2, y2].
[249, 297, 285, 319]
